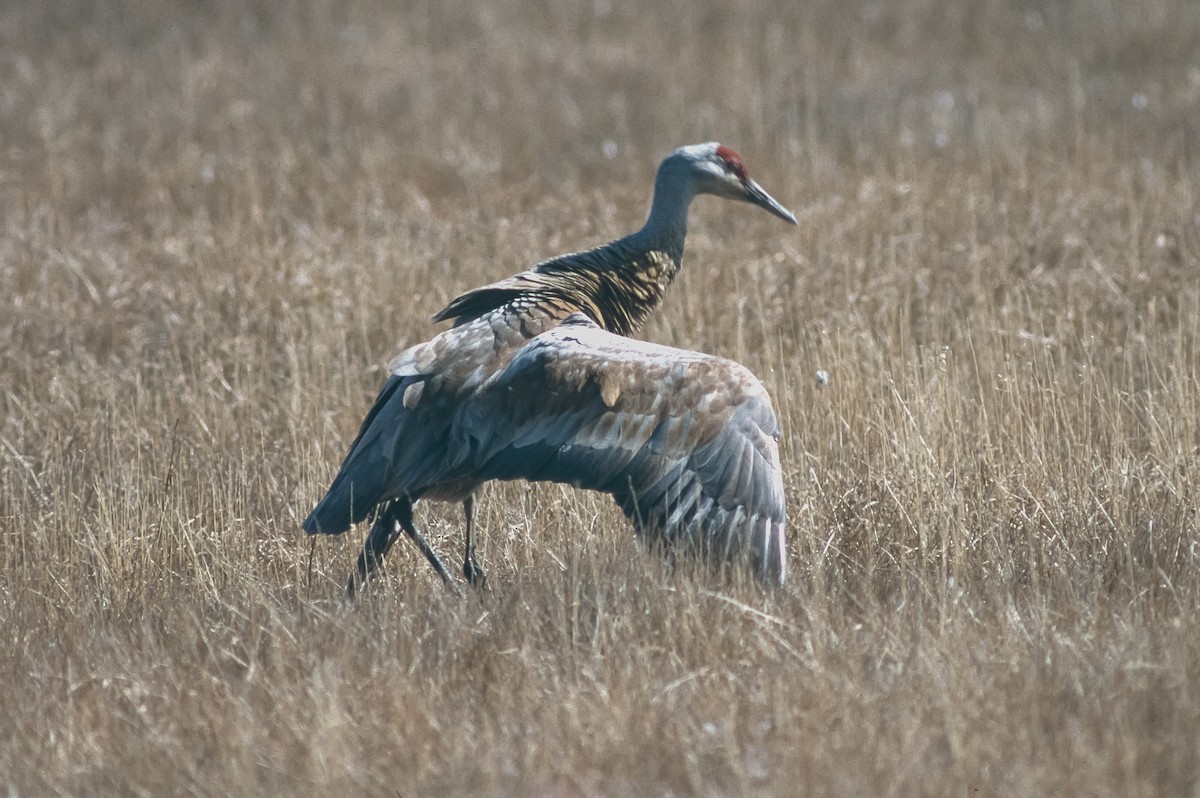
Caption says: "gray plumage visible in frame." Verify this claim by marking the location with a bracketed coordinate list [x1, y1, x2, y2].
[472, 315, 787, 578]
[303, 143, 796, 593]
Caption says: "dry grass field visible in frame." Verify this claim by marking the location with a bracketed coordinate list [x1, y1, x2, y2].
[2, 0, 1199, 794]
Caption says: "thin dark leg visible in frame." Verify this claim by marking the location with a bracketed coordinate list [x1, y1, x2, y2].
[395, 500, 462, 596]
[346, 500, 463, 598]
[462, 493, 486, 588]
[347, 502, 403, 598]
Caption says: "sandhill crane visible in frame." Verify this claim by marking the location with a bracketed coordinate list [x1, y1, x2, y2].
[304, 142, 797, 595]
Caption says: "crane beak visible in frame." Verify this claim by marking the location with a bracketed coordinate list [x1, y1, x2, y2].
[745, 179, 798, 225]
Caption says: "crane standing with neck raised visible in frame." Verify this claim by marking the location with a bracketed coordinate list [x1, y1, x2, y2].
[303, 143, 797, 595]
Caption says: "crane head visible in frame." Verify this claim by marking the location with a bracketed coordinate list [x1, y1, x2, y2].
[673, 142, 798, 225]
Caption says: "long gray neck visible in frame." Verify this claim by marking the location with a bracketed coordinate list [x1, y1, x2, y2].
[633, 156, 696, 261]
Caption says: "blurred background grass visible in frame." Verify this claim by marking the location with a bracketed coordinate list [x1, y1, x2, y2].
[1, 1, 1198, 794]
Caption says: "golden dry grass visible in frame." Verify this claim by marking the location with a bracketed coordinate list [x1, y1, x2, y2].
[2, 0, 1199, 794]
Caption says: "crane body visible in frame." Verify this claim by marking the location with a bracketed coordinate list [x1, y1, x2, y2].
[303, 143, 796, 594]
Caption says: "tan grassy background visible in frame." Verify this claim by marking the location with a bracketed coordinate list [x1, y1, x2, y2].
[2, 0, 1199, 794]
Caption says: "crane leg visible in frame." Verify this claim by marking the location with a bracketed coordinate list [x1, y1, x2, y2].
[347, 504, 401, 598]
[462, 494, 487, 588]
[347, 499, 463, 598]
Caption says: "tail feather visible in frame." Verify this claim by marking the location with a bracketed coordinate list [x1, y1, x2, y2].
[302, 470, 384, 535]
[303, 376, 408, 535]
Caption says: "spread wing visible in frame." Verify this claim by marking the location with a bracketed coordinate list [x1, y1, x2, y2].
[468, 314, 787, 583]
[305, 312, 788, 583]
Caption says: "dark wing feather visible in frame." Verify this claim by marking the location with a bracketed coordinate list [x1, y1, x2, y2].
[432, 234, 662, 330]
[468, 314, 787, 582]
[302, 374, 413, 534]
[433, 284, 526, 326]
[434, 269, 566, 326]
[302, 329, 484, 535]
